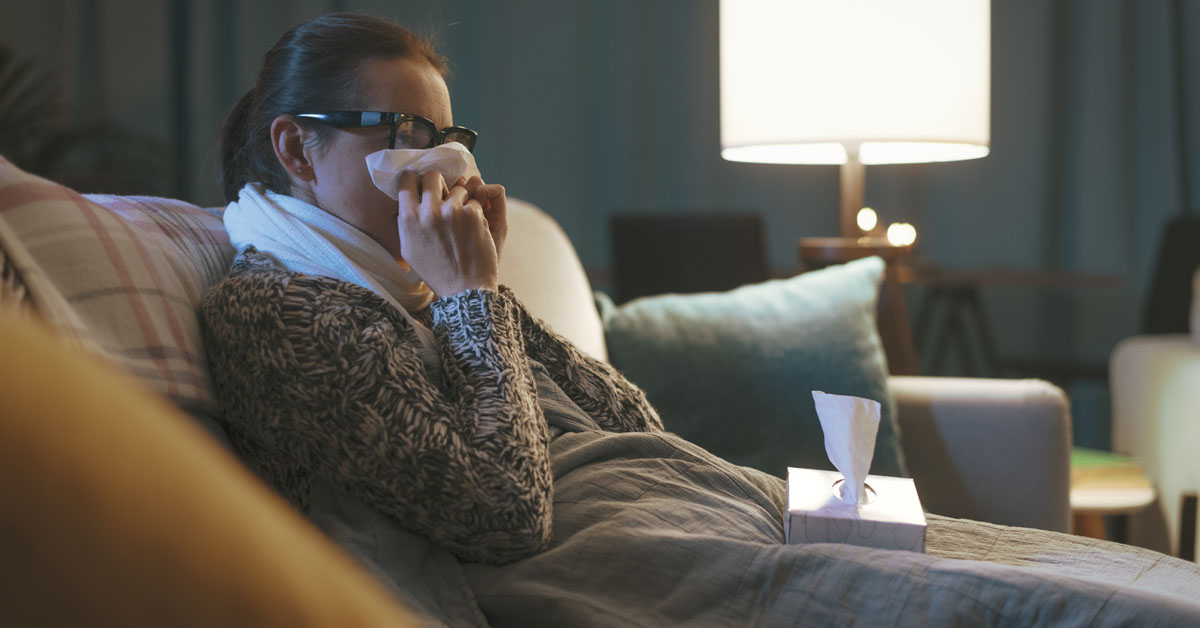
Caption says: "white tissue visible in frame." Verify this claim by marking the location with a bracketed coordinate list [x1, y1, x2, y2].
[365, 143, 482, 201]
[812, 391, 881, 505]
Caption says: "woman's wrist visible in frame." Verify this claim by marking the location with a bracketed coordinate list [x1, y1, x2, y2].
[431, 285, 501, 309]
[437, 282, 499, 299]
[429, 285, 516, 345]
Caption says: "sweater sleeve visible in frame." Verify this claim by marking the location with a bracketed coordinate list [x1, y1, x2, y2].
[501, 287, 665, 434]
[203, 272, 551, 565]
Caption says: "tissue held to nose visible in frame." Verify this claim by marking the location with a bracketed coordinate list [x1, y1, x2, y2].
[812, 391, 881, 505]
[365, 143, 482, 200]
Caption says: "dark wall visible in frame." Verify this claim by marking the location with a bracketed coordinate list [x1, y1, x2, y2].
[4, 1, 1198, 424]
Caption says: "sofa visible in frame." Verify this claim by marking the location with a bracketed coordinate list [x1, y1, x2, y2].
[0, 156, 1082, 624]
[1109, 266, 1200, 558]
[499, 191, 1073, 533]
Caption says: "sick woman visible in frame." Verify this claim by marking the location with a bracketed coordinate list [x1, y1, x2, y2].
[201, 12, 1200, 627]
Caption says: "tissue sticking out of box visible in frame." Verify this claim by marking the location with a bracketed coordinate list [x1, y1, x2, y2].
[365, 143, 482, 201]
[812, 391, 881, 505]
[789, 393, 924, 551]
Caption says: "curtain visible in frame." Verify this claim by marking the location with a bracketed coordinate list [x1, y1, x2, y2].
[4, 0, 1198, 446]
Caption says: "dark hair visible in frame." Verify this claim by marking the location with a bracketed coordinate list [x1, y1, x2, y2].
[218, 12, 447, 202]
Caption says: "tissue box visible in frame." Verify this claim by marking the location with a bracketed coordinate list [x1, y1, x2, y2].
[785, 467, 926, 552]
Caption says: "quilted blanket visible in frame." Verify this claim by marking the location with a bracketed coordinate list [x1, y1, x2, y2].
[454, 429, 1200, 627]
[312, 422, 1200, 627]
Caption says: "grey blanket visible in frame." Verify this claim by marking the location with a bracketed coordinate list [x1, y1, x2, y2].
[452, 428, 1200, 627]
[311, 371, 1200, 627]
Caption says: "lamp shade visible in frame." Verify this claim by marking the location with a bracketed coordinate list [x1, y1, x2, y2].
[720, 0, 990, 165]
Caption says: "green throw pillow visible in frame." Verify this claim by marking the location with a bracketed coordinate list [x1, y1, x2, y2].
[596, 256, 906, 478]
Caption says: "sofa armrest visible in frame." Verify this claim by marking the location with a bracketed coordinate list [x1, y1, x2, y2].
[889, 375, 1071, 532]
[0, 311, 421, 627]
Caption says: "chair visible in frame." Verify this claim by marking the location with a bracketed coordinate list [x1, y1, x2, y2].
[1143, 216, 1200, 334]
[609, 212, 768, 304]
[1109, 215, 1200, 560]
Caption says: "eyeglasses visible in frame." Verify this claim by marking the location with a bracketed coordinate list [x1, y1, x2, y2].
[293, 111, 478, 152]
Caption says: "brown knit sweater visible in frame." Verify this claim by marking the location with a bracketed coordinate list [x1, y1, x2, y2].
[200, 248, 663, 564]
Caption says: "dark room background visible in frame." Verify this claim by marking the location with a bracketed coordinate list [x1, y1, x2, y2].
[4, 0, 1200, 448]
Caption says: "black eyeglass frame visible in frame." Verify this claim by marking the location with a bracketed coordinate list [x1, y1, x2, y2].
[293, 111, 478, 152]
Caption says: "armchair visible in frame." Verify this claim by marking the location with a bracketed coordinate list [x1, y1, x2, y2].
[1110, 265, 1200, 558]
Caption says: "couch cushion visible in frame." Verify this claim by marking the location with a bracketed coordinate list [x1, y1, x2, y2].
[0, 157, 235, 428]
[597, 256, 906, 478]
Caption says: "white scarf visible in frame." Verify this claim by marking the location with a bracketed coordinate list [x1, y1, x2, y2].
[224, 183, 438, 353]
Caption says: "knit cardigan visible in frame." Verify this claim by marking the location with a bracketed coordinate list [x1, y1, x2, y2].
[200, 248, 664, 564]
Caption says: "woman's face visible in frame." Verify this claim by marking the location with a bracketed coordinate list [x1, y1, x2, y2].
[303, 56, 453, 262]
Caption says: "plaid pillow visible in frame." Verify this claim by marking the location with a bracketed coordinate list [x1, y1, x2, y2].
[0, 157, 235, 426]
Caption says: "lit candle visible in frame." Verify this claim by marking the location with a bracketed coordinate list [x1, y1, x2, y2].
[886, 222, 917, 247]
[856, 207, 878, 232]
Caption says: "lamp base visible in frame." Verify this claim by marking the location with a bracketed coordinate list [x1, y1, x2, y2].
[839, 159, 865, 239]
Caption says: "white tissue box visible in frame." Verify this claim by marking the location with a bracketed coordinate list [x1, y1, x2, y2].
[785, 467, 926, 552]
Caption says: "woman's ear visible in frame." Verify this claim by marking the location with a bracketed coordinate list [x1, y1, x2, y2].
[270, 115, 315, 182]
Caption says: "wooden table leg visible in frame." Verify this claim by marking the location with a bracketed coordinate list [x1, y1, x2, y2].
[1073, 512, 1107, 539]
[876, 270, 919, 376]
[1182, 492, 1198, 561]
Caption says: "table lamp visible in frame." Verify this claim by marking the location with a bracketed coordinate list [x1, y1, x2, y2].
[719, 0, 991, 239]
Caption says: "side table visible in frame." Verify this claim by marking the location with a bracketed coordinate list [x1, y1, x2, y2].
[1070, 448, 1156, 540]
[798, 237, 919, 375]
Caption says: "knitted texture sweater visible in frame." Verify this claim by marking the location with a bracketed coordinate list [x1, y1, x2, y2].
[201, 248, 663, 564]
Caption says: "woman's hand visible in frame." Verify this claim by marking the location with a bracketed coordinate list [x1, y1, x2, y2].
[462, 176, 507, 263]
[396, 170, 499, 297]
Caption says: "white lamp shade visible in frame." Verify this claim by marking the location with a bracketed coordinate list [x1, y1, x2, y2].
[720, 0, 990, 165]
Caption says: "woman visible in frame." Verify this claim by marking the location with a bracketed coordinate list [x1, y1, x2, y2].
[203, 12, 1200, 626]
[203, 11, 663, 566]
